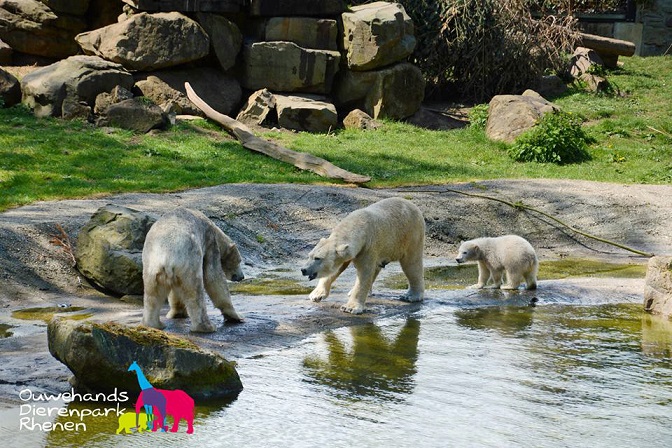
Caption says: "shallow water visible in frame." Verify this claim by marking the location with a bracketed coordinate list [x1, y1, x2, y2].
[8, 297, 672, 448]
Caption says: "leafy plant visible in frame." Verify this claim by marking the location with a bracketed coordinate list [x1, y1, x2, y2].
[468, 104, 489, 129]
[508, 111, 593, 164]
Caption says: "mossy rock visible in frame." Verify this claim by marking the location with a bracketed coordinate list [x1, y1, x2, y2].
[48, 319, 243, 400]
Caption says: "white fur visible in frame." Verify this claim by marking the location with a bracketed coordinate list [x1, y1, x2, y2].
[142, 208, 244, 332]
[455, 235, 538, 290]
[301, 197, 425, 314]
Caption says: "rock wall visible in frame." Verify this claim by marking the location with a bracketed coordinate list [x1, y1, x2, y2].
[0, 0, 426, 132]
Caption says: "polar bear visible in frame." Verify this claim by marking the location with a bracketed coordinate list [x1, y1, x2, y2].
[455, 235, 538, 290]
[142, 207, 244, 332]
[301, 197, 425, 314]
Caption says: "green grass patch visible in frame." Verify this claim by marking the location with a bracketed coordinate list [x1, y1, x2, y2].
[230, 276, 312, 296]
[1, 56, 670, 211]
[11, 306, 87, 322]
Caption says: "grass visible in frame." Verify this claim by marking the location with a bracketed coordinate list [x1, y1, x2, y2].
[1, 56, 670, 211]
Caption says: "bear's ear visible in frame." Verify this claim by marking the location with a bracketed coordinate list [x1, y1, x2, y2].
[336, 244, 350, 257]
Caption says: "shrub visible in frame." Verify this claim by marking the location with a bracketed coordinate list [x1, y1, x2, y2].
[508, 111, 593, 164]
[350, 0, 579, 102]
[468, 104, 489, 129]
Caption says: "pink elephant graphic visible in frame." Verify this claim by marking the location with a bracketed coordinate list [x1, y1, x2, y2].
[136, 388, 195, 434]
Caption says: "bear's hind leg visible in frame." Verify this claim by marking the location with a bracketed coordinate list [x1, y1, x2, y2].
[166, 291, 188, 318]
[142, 289, 166, 330]
[524, 270, 538, 290]
[399, 253, 424, 302]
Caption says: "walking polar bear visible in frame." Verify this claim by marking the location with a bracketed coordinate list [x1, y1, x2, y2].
[455, 234, 538, 290]
[301, 197, 425, 314]
[142, 207, 244, 333]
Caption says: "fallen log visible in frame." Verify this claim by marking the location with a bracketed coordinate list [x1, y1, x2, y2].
[577, 32, 636, 68]
[184, 82, 371, 184]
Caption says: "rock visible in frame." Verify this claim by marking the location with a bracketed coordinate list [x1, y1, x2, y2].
[242, 41, 340, 94]
[333, 62, 425, 120]
[75, 12, 210, 71]
[48, 319, 243, 400]
[249, 0, 345, 17]
[533, 74, 568, 98]
[0, 0, 86, 59]
[274, 94, 337, 133]
[406, 107, 468, 131]
[485, 90, 559, 143]
[569, 46, 604, 78]
[94, 85, 134, 115]
[263, 17, 338, 51]
[134, 67, 242, 116]
[61, 97, 91, 120]
[341, 1, 416, 71]
[0, 38, 11, 64]
[196, 12, 242, 72]
[236, 88, 276, 126]
[20, 55, 134, 118]
[0, 67, 21, 107]
[75, 205, 156, 296]
[580, 73, 612, 94]
[342, 108, 381, 130]
[644, 256, 672, 319]
[96, 97, 169, 133]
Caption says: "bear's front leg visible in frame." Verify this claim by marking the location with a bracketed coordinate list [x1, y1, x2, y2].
[341, 261, 374, 314]
[309, 261, 349, 302]
[204, 258, 244, 323]
[468, 261, 491, 289]
[186, 293, 217, 333]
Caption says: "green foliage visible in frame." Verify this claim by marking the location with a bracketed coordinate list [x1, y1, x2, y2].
[468, 104, 489, 129]
[508, 111, 593, 164]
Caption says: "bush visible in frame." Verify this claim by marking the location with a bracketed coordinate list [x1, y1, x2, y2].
[351, 0, 579, 102]
[508, 111, 593, 164]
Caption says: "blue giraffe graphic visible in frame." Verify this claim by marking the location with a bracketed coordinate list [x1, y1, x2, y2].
[128, 361, 167, 431]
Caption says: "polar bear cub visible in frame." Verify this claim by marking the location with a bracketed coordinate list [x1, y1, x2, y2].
[142, 208, 244, 332]
[455, 235, 538, 290]
[301, 197, 425, 314]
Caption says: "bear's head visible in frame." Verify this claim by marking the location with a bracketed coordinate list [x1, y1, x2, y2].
[455, 241, 480, 264]
[220, 243, 244, 282]
[301, 237, 352, 280]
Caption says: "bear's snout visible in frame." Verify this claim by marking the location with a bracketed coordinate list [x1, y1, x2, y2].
[231, 272, 244, 282]
[456, 257, 464, 264]
[301, 267, 317, 281]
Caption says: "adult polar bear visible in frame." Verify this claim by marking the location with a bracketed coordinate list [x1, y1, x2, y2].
[455, 234, 538, 290]
[301, 197, 425, 314]
[142, 208, 244, 332]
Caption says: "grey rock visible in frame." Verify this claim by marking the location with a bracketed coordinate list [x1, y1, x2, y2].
[485, 90, 559, 143]
[48, 319, 243, 400]
[75, 205, 156, 295]
[20, 55, 134, 118]
[96, 97, 169, 133]
[274, 94, 337, 133]
[644, 256, 672, 319]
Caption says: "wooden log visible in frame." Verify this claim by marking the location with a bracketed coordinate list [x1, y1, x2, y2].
[184, 82, 371, 184]
[578, 32, 636, 56]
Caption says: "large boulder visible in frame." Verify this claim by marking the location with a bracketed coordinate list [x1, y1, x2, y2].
[20, 55, 134, 118]
[75, 205, 156, 296]
[0, 67, 21, 107]
[195, 12, 242, 72]
[96, 97, 169, 133]
[134, 67, 242, 116]
[263, 17, 338, 51]
[274, 94, 338, 133]
[249, 0, 345, 16]
[644, 256, 672, 319]
[0, 38, 11, 64]
[48, 319, 243, 400]
[341, 1, 416, 71]
[333, 62, 425, 120]
[0, 0, 86, 58]
[485, 90, 559, 143]
[242, 41, 340, 94]
[75, 12, 210, 71]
